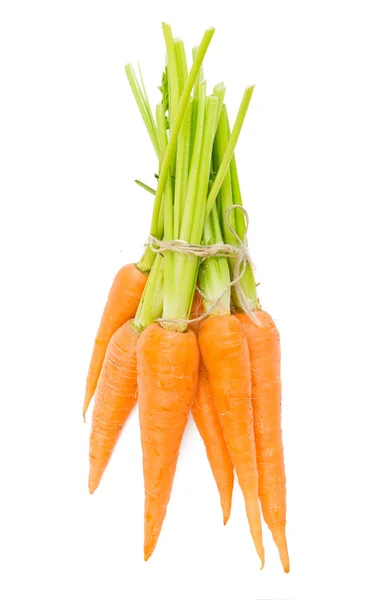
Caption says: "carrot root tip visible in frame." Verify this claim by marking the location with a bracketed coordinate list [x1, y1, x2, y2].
[256, 544, 265, 570]
[271, 526, 290, 574]
[88, 476, 98, 494]
[144, 547, 153, 562]
[82, 393, 91, 418]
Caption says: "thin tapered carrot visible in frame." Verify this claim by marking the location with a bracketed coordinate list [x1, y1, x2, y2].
[236, 310, 289, 573]
[137, 323, 200, 560]
[189, 292, 234, 523]
[88, 319, 139, 493]
[199, 314, 265, 567]
[83, 264, 146, 418]
[192, 362, 234, 524]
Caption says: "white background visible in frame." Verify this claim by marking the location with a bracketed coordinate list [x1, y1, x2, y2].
[1, 1, 365, 598]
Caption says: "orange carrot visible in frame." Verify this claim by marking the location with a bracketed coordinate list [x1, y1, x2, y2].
[236, 310, 289, 572]
[199, 314, 264, 567]
[192, 362, 234, 523]
[137, 324, 200, 560]
[189, 292, 234, 523]
[88, 319, 139, 493]
[83, 264, 146, 418]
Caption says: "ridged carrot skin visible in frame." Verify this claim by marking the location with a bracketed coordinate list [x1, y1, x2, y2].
[199, 314, 264, 567]
[236, 311, 289, 573]
[137, 324, 200, 561]
[88, 319, 139, 494]
[83, 263, 146, 418]
[192, 362, 234, 524]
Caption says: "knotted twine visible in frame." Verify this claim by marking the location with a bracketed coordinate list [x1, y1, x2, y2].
[146, 204, 259, 327]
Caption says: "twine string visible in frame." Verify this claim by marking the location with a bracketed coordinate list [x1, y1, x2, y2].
[145, 205, 258, 326]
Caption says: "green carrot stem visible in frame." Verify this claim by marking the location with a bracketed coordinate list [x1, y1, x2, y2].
[134, 253, 164, 332]
[162, 24, 181, 174]
[223, 107, 247, 237]
[173, 39, 190, 237]
[192, 46, 204, 98]
[217, 105, 258, 309]
[210, 201, 232, 299]
[125, 64, 160, 157]
[163, 24, 180, 128]
[152, 26, 215, 234]
[190, 99, 219, 244]
[199, 200, 231, 316]
[213, 109, 241, 308]
[163, 93, 219, 331]
[156, 103, 175, 319]
[224, 106, 258, 308]
[189, 98, 198, 163]
[134, 180, 156, 195]
[215, 108, 238, 249]
[128, 27, 216, 279]
[135, 178, 164, 236]
[137, 62, 159, 148]
[138, 27, 214, 276]
[156, 106, 174, 240]
[189, 47, 202, 163]
[134, 101, 173, 328]
[205, 85, 254, 217]
[213, 82, 226, 129]
[126, 61, 161, 274]
[175, 39, 188, 95]
[229, 153, 246, 234]
[174, 82, 206, 285]
[174, 99, 192, 238]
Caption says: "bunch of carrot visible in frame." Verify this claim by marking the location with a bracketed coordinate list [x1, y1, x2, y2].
[83, 23, 289, 572]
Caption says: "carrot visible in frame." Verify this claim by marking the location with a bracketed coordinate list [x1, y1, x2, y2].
[236, 310, 289, 572]
[189, 292, 234, 523]
[215, 97, 289, 570]
[83, 48, 173, 420]
[83, 264, 146, 418]
[83, 20, 292, 570]
[199, 314, 265, 567]
[192, 362, 234, 524]
[88, 232, 166, 493]
[133, 29, 215, 560]
[88, 319, 139, 493]
[137, 324, 200, 560]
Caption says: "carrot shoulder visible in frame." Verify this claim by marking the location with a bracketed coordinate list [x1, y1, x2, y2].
[88, 319, 139, 493]
[83, 263, 146, 418]
[199, 314, 264, 567]
[137, 324, 200, 560]
[236, 310, 289, 573]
